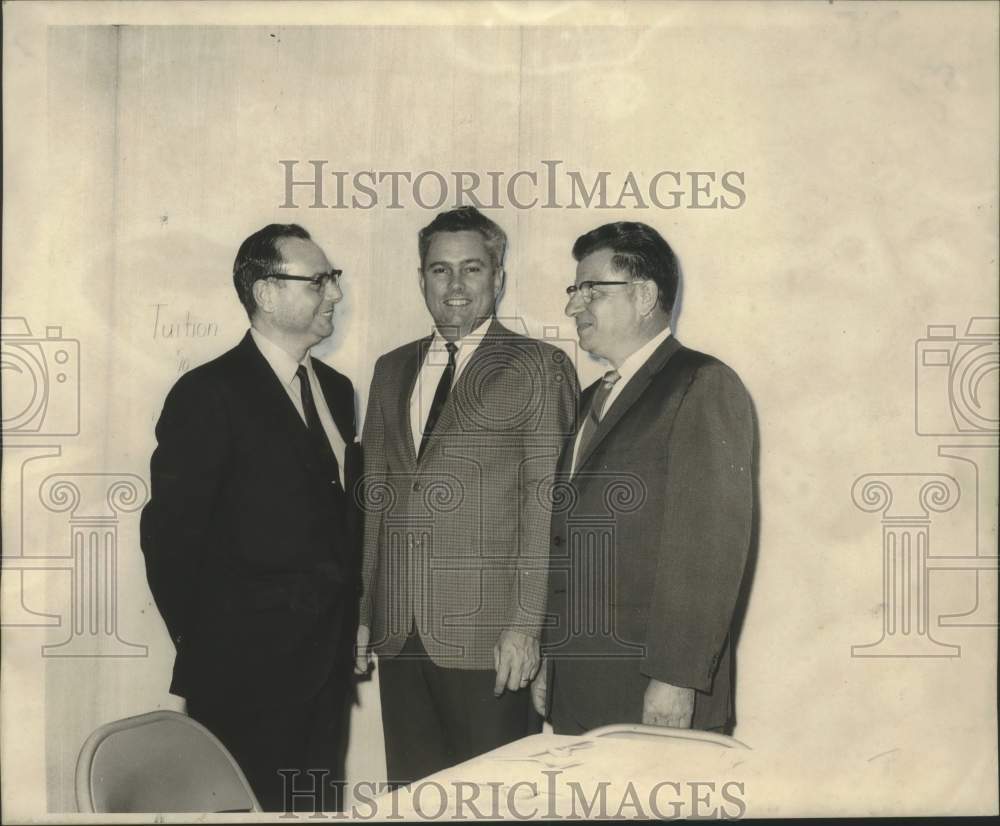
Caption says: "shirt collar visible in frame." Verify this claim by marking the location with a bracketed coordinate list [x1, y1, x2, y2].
[431, 318, 493, 354]
[614, 325, 672, 384]
[250, 327, 311, 388]
[428, 316, 492, 357]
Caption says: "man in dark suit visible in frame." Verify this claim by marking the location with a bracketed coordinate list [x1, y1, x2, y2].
[354, 207, 578, 785]
[140, 223, 360, 811]
[534, 221, 756, 735]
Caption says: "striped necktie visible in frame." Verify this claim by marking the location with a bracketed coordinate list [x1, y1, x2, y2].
[574, 369, 621, 472]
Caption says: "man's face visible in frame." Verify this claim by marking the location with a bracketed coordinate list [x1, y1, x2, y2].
[270, 236, 343, 347]
[420, 230, 502, 341]
[565, 247, 641, 366]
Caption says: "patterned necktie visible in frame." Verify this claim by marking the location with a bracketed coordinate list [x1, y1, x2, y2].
[574, 369, 621, 472]
[296, 365, 341, 488]
[419, 341, 458, 460]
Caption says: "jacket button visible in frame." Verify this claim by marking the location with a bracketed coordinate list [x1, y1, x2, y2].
[413, 481, 422, 492]
[553, 536, 562, 546]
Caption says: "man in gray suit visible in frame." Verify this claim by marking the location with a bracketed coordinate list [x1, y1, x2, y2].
[355, 207, 578, 784]
[534, 221, 756, 735]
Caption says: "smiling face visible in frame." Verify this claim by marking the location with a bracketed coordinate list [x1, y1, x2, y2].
[419, 230, 503, 341]
[565, 247, 645, 366]
[265, 236, 343, 350]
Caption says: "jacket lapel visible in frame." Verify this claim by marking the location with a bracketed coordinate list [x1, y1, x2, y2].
[573, 334, 683, 476]
[397, 336, 430, 470]
[313, 359, 360, 487]
[313, 362, 352, 444]
[236, 332, 319, 476]
[418, 318, 505, 461]
[555, 380, 594, 478]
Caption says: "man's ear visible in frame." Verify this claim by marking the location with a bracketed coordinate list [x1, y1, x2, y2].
[494, 267, 505, 297]
[253, 279, 273, 314]
[637, 279, 659, 317]
[417, 267, 425, 294]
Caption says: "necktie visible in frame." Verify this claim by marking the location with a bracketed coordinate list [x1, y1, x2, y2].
[574, 369, 621, 473]
[419, 341, 458, 460]
[296, 365, 341, 488]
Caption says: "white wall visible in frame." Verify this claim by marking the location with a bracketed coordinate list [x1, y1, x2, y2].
[3, 3, 997, 817]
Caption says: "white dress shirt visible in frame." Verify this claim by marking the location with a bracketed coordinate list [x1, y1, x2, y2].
[409, 317, 492, 455]
[250, 328, 347, 486]
[571, 325, 672, 476]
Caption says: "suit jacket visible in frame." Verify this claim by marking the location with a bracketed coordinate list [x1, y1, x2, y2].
[140, 331, 361, 707]
[545, 335, 756, 731]
[359, 319, 579, 669]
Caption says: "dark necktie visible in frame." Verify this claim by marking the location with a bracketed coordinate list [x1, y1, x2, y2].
[419, 341, 458, 460]
[296, 365, 341, 488]
[574, 369, 621, 473]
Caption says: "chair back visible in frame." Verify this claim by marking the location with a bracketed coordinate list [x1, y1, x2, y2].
[75, 710, 261, 813]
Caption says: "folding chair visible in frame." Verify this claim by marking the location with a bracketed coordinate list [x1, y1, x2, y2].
[75, 709, 261, 813]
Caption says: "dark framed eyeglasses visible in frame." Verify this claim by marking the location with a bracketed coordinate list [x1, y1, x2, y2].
[266, 269, 342, 289]
[565, 280, 634, 303]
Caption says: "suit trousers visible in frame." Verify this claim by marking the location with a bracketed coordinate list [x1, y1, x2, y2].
[378, 628, 542, 787]
[187, 668, 350, 813]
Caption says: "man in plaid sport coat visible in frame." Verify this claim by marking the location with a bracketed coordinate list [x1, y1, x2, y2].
[355, 207, 578, 785]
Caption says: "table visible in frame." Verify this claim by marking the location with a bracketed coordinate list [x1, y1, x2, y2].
[367, 725, 754, 820]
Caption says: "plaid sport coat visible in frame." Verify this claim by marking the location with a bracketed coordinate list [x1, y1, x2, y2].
[359, 318, 579, 669]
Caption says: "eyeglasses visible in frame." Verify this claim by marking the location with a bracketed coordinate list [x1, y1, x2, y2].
[565, 280, 634, 303]
[266, 269, 342, 289]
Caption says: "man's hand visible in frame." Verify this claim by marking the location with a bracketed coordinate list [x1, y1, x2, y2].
[354, 624, 372, 675]
[493, 629, 539, 696]
[642, 679, 695, 728]
[530, 658, 547, 717]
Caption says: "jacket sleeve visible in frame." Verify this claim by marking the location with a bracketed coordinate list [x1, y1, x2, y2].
[139, 371, 231, 647]
[358, 359, 388, 629]
[640, 361, 755, 692]
[507, 346, 580, 638]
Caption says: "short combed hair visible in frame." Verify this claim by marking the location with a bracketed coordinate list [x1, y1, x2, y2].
[232, 223, 311, 319]
[418, 206, 507, 270]
[572, 222, 680, 314]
